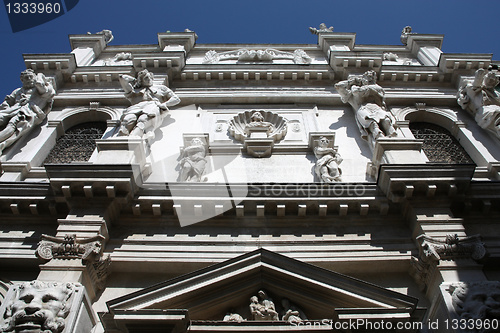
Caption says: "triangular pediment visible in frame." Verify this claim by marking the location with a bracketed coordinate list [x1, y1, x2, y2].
[105, 249, 422, 332]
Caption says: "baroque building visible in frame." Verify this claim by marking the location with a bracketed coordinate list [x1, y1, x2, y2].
[0, 25, 499, 333]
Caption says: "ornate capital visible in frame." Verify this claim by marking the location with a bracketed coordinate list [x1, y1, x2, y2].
[416, 234, 486, 263]
[36, 234, 105, 262]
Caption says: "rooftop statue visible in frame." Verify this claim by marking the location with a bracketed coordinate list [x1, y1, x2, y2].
[0, 69, 55, 153]
[457, 69, 500, 140]
[335, 70, 397, 147]
[400, 26, 414, 45]
[118, 69, 180, 139]
[88, 29, 114, 44]
[309, 23, 334, 35]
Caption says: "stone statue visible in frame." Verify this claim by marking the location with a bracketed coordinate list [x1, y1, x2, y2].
[457, 69, 500, 140]
[309, 23, 334, 35]
[281, 298, 307, 323]
[223, 311, 244, 322]
[335, 70, 397, 146]
[249, 290, 279, 321]
[314, 136, 342, 183]
[0, 280, 76, 333]
[244, 111, 275, 136]
[400, 26, 413, 45]
[118, 69, 180, 138]
[0, 69, 55, 153]
[179, 137, 207, 182]
[88, 29, 114, 44]
[449, 282, 500, 324]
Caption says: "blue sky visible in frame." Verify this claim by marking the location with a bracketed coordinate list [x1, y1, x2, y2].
[0, 0, 498, 97]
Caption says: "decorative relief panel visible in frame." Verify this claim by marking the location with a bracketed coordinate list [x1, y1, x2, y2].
[203, 49, 312, 65]
[448, 282, 500, 323]
[178, 134, 208, 182]
[309, 133, 342, 183]
[228, 110, 287, 157]
[36, 234, 104, 262]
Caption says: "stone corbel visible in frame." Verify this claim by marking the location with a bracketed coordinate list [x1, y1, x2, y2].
[36, 234, 105, 262]
[416, 234, 486, 264]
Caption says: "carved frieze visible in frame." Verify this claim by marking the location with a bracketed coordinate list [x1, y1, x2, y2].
[416, 234, 486, 263]
[36, 234, 105, 262]
[228, 110, 287, 157]
[203, 49, 312, 65]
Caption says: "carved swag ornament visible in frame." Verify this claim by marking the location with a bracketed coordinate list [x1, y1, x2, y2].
[0, 280, 78, 333]
[203, 49, 312, 65]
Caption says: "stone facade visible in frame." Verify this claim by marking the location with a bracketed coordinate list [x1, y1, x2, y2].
[0, 27, 499, 333]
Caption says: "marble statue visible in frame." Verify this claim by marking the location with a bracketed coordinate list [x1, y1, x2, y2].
[400, 26, 413, 45]
[0, 280, 76, 333]
[179, 137, 207, 182]
[335, 70, 397, 146]
[89, 29, 114, 44]
[0, 69, 55, 153]
[223, 311, 244, 322]
[314, 136, 342, 183]
[249, 290, 279, 321]
[309, 23, 334, 35]
[281, 298, 307, 323]
[457, 69, 500, 140]
[449, 282, 500, 324]
[118, 69, 180, 138]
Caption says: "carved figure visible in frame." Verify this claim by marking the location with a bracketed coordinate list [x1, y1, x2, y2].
[400, 26, 413, 45]
[314, 136, 342, 183]
[309, 23, 334, 35]
[118, 69, 180, 138]
[335, 70, 397, 146]
[179, 138, 207, 182]
[89, 29, 114, 44]
[281, 298, 307, 323]
[245, 111, 275, 135]
[0, 69, 55, 153]
[450, 282, 500, 325]
[0, 280, 76, 333]
[249, 291, 279, 321]
[223, 311, 244, 322]
[457, 69, 500, 140]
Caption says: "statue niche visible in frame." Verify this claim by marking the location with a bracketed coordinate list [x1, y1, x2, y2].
[228, 110, 287, 157]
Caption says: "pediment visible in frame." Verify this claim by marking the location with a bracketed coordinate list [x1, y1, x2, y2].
[105, 249, 423, 332]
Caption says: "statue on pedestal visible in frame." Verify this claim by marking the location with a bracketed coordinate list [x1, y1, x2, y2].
[335, 70, 397, 147]
[457, 69, 500, 140]
[0, 69, 55, 153]
[118, 69, 180, 139]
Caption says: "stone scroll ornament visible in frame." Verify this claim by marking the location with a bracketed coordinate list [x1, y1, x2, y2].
[335, 70, 397, 148]
[228, 110, 287, 158]
[36, 234, 105, 262]
[0, 69, 55, 153]
[203, 49, 312, 65]
[416, 234, 486, 263]
[179, 137, 207, 182]
[117, 69, 180, 139]
[0, 280, 78, 333]
[457, 69, 500, 140]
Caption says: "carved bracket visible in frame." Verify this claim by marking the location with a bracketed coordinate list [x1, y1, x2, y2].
[36, 234, 105, 262]
[416, 234, 486, 263]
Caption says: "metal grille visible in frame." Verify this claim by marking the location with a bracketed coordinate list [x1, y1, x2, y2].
[410, 122, 474, 164]
[44, 122, 107, 164]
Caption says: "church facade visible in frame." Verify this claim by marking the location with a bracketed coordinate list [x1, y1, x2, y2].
[0, 26, 499, 333]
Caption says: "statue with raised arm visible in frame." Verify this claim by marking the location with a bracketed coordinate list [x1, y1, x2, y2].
[314, 136, 342, 183]
[457, 69, 500, 140]
[118, 69, 180, 138]
[0, 69, 55, 153]
[335, 70, 397, 146]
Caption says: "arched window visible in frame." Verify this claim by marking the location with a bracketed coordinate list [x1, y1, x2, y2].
[44, 122, 107, 164]
[409, 122, 474, 164]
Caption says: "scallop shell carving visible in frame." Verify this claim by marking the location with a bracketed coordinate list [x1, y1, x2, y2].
[228, 110, 288, 143]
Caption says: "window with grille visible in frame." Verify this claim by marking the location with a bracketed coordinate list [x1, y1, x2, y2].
[44, 122, 107, 164]
[409, 122, 474, 164]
